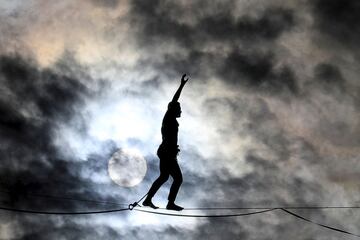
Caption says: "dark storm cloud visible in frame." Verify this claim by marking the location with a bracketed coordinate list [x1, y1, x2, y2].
[312, 63, 346, 93]
[198, 7, 294, 42]
[312, 0, 360, 47]
[0, 55, 127, 211]
[130, 0, 295, 46]
[90, 0, 120, 8]
[129, 0, 193, 47]
[219, 50, 298, 94]
[0, 55, 85, 161]
[314, 63, 344, 85]
[129, 0, 297, 96]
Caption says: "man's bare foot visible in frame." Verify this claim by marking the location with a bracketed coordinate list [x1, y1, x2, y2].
[166, 202, 183, 211]
[143, 199, 159, 209]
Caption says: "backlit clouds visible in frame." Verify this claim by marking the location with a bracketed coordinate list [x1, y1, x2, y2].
[0, 0, 360, 239]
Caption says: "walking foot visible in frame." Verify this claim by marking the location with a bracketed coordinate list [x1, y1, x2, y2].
[143, 199, 159, 209]
[166, 202, 183, 211]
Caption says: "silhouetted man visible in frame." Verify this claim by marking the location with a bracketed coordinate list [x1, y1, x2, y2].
[143, 74, 189, 211]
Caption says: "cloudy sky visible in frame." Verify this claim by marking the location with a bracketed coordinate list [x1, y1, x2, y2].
[1, 0, 360, 239]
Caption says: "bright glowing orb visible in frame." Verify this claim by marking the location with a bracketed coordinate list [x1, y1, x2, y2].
[108, 148, 147, 187]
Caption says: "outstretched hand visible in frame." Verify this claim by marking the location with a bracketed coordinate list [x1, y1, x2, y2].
[172, 74, 189, 102]
[181, 74, 189, 84]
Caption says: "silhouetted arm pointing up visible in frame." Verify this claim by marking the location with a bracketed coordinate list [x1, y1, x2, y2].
[171, 74, 189, 102]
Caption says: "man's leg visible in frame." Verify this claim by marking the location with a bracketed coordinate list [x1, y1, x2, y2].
[143, 160, 169, 209]
[167, 161, 183, 211]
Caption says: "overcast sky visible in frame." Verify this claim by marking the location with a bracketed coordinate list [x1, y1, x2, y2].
[1, 0, 360, 239]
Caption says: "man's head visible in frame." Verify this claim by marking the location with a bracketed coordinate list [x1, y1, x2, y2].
[168, 101, 182, 118]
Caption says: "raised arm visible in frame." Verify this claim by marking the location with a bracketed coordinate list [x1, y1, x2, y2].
[171, 74, 189, 102]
